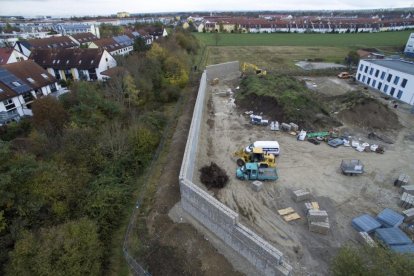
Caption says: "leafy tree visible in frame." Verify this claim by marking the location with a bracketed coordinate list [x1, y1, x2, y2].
[123, 73, 141, 107]
[331, 245, 414, 276]
[133, 36, 149, 52]
[213, 32, 222, 46]
[345, 50, 360, 67]
[7, 218, 103, 276]
[32, 96, 69, 137]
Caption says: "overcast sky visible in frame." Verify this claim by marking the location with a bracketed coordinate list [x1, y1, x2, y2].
[1, 0, 413, 17]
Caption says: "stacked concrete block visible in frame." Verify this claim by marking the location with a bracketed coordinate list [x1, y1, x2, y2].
[292, 189, 311, 202]
[400, 185, 414, 195]
[402, 208, 414, 222]
[357, 231, 377, 247]
[289, 123, 299, 132]
[281, 123, 291, 132]
[304, 202, 319, 213]
[307, 209, 330, 235]
[400, 192, 414, 209]
[251, 180, 263, 192]
[395, 174, 410, 187]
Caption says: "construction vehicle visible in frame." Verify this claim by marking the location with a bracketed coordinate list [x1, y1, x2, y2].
[234, 147, 276, 168]
[242, 62, 267, 77]
[236, 163, 278, 181]
[337, 72, 351, 79]
[250, 114, 269, 126]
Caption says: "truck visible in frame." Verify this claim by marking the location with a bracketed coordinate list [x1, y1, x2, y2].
[250, 115, 269, 126]
[234, 147, 276, 168]
[236, 163, 278, 181]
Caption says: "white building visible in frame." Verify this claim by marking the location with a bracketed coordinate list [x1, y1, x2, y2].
[404, 33, 414, 57]
[356, 59, 414, 105]
[0, 48, 28, 64]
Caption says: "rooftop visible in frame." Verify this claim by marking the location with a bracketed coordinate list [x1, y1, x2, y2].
[366, 59, 414, 76]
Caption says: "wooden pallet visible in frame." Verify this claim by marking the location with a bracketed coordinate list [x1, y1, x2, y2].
[283, 213, 301, 222]
[278, 207, 295, 216]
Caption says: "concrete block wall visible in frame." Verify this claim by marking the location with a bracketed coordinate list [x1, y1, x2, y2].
[179, 62, 292, 276]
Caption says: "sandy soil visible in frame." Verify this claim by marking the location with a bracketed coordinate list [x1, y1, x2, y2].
[194, 76, 414, 275]
[295, 61, 347, 71]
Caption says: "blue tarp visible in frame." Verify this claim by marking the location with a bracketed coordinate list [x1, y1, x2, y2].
[391, 244, 414, 254]
[376, 208, 404, 228]
[352, 214, 382, 233]
[375, 227, 412, 246]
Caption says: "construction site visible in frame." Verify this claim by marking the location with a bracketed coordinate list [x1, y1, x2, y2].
[178, 61, 414, 275]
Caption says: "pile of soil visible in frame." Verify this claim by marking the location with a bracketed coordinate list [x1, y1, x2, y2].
[337, 99, 401, 131]
[200, 162, 229, 189]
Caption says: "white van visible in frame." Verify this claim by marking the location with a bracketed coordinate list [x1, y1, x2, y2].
[245, 141, 280, 156]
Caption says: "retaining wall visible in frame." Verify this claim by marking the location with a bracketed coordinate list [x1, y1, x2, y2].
[179, 61, 292, 276]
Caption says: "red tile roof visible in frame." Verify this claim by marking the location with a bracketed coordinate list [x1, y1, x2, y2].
[0, 48, 13, 65]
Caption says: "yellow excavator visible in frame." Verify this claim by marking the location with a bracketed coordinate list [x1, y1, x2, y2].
[241, 62, 267, 77]
[234, 147, 276, 168]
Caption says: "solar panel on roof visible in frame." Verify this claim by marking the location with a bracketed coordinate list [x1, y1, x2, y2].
[0, 68, 32, 94]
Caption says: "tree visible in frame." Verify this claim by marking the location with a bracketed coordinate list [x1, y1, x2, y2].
[32, 96, 69, 137]
[133, 36, 149, 52]
[345, 50, 360, 68]
[331, 245, 414, 276]
[7, 218, 103, 276]
[123, 73, 141, 107]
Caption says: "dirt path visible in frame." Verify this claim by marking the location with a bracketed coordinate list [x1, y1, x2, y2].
[143, 74, 242, 276]
[194, 76, 414, 275]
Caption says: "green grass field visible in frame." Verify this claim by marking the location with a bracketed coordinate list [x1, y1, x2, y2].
[195, 30, 411, 49]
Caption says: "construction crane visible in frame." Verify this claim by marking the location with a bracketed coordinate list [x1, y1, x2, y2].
[242, 62, 267, 77]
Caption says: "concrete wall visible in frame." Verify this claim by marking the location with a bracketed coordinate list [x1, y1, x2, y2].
[179, 61, 292, 276]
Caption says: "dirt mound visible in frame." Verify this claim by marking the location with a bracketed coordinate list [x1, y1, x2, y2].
[200, 162, 229, 189]
[337, 99, 401, 131]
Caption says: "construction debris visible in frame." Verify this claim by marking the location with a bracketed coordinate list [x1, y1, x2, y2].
[280, 123, 291, 132]
[400, 185, 414, 195]
[308, 219, 330, 235]
[304, 202, 320, 213]
[352, 214, 382, 233]
[292, 189, 311, 202]
[251, 180, 263, 192]
[307, 209, 329, 222]
[357, 231, 377, 247]
[289, 123, 299, 132]
[399, 192, 414, 209]
[376, 208, 404, 228]
[270, 121, 279, 131]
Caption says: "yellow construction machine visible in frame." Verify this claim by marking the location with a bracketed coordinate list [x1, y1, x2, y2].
[234, 147, 276, 168]
[242, 62, 267, 77]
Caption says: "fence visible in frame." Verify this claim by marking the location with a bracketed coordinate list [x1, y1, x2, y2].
[179, 61, 293, 276]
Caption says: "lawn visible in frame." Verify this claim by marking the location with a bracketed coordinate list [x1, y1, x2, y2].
[195, 30, 411, 49]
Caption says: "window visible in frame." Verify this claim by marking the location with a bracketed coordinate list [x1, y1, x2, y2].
[364, 66, 368, 73]
[397, 90, 403, 99]
[362, 75, 366, 82]
[367, 77, 371, 85]
[384, 84, 388, 93]
[26, 77, 35, 83]
[3, 99, 16, 110]
[41, 73, 49, 79]
[390, 87, 395, 96]
[372, 80, 376, 87]
[401, 78, 408, 88]
[380, 72, 386, 80]
[375, 69, 379, 77]
[50, 83, 57, 92]
[360, 64, 364, 71]
[387, 74, 392, 82]
[12, 81, 21, 87]
[369, 68, 374, 75]
[22, 92, 34, 103]
[394, 76, 400, 85]
[378, 82, 382, 90]
[357, 73, 361, 80]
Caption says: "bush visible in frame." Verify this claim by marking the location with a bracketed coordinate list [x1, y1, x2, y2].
[200, 162, 229, 189]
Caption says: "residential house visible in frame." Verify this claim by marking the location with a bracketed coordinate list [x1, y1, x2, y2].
[54, 23, 100, 38]
[89, 36, 133, 56]
[0, 60, 60, 124]
[69, 32, 98, 47]
[0, 48, 28, 64]
[356, 59, 414, 105]
[30, 48, 117, 81]
[14, 36, 78, 57]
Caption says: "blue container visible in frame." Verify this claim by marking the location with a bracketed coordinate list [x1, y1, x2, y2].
[375, 227, 412, 246]
[352, 214, 382, 233]
[391, 244, 414, 254]
[376, 208, 404, 228]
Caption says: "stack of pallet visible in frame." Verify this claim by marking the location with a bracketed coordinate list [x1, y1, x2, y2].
[402, 208, 414, 223]
[292, 189, 311, 202]
[394, 174, 410, 187]
[399, 192, 414, 209]
[307, 209, 330, 235]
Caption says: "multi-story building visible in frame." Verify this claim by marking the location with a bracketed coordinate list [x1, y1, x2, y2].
[356, 59, 414, 105]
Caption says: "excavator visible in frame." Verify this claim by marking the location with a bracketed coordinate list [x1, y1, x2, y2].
[241, 62, 267, 77]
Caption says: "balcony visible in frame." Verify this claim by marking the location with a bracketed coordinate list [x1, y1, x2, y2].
[0, 110, 20, 125]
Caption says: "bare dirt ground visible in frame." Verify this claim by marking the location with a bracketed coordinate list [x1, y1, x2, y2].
[194, 75, 414, 275]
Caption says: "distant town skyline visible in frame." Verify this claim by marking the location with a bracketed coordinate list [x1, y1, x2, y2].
[1, 0, 413, 17]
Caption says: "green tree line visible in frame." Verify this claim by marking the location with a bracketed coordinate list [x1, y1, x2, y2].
[0, 30, 199, 275]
